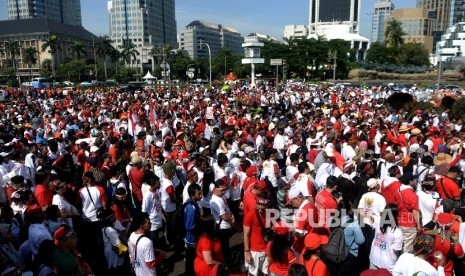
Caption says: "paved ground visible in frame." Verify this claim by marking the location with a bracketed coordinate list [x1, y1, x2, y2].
[165, 231, 244, 276]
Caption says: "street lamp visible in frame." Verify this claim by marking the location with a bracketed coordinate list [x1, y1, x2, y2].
[186, 63, 195, 84]
[199, 41, 212, 87]
[327, 49, 337, 82]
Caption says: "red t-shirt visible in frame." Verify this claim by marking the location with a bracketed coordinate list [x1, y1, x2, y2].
[381, 180, 402, 205]
[293, 200, 319, 253]
[129, 167, 145, 202]
[436, 177, 461, 201]
[395, 186, 419, 228]
[243, 210, 268, 252]
[315, 190, 337, 229]
[299, 256, 329, 276]
[242, 176, 257, 193]
[194, 235, 223, 276]
[431, 234, 464, 275]
[242, 191, 257, 218]
[266, 243, 296, 275]
[34, 184, 53, 209]
[111, 203, 130, 225]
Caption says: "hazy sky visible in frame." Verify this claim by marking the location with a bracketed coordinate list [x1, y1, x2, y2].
[0, 0, 416, 40]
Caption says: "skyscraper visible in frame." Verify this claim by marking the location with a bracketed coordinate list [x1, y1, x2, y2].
[6, 0, 82, 26]
[417, 0, 451, 33]
[108, 0, 177, 48]
[371, 0, 395, 43]
[450, 0, 465, 26]
[308, 0, 361, 34]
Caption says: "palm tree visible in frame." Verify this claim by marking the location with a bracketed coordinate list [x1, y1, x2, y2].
[69, 40, 87, 60]
[4, 40, 21, 83]
[96, 36, 114, 80]
[119, 43, 139, 67]
[385, 19, 406, 48]
[41, 34, 61, 78]
[109, 48, 121, 77]
[22, 47, 38, 81]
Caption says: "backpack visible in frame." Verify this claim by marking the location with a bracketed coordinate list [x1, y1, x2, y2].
[322, 226, 349, 263]
[171, 201, 194, 238]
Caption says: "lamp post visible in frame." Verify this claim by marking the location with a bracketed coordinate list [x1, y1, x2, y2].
[327, 49, 337, 82]
[199, 41, 211, 87]
[186, 63, 195, 84]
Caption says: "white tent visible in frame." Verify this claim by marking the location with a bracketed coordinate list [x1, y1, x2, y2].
[142, 71, 156, 84]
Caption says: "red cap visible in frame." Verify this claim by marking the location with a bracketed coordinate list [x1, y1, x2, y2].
[254, 180, 267, 190]
[304, 233, 329, 250]
[437, 213, 455, 227]
[245, 166, 258, 177]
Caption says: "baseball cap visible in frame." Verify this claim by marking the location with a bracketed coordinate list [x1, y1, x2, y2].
[304, 233, 329, 250]
[244, 146, 254, 154]
[286, 185, 303, 205]
[367, 178, 379, 189]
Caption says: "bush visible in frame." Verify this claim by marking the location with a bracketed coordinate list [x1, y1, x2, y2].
[440, 96, 456, 111]
[387, 92, 414, 111]
[451, 98, 465, 120]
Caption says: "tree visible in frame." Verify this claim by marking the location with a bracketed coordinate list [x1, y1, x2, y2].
[4, 40, 21, 82]
[119, 43, 139, 68]
[397, 43, 430, 66]
[22, 47, 38, 80]
[41, 34, 61, 78]
[69, 40, 87, 60]
[385, 19, 406, 48]
[96, 36, 114, 80]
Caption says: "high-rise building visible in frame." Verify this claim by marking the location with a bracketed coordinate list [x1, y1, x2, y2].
[108, 0, 177, 71]
[6, 0, 82, 26]
[179, 21, 243, 59]
[417, 0, 451, 37]
[371, 0, 395, 43]
[309, 0, 361, 34]
[450, 0, 465, 26]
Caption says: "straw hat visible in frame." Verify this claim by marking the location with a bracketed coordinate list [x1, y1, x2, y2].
[410, 128, 421, 136]
[433, 153, 453, 166]
[398, 125, 409, 132]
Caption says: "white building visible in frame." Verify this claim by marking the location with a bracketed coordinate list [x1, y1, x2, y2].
[309, 0, 361, 34]
[371, 0, 395, 43]
[435, 22, 465, 64]
[284, 25, 309, 40]
[179, 21, 243, 59]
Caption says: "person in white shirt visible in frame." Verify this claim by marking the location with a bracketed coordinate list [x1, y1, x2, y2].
[210, 179, 233, 258]
[341, 137, 357, 162]
[273, 127, 286, 168]
[416, 174, 440, 226]
[99, 209, 127, 272]
[53, 181, 79, 228]
[392, 234, 446, 276]
[314, 145, 343, 190]
[358, 178, 386, 227]
[129, 212, 163, 276]
[160, 162, 177, 247]
[369, 204, 403, 273]
[142, 174, 163, 249]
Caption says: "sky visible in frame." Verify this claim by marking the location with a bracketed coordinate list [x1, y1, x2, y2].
[0, 0, 416, 41]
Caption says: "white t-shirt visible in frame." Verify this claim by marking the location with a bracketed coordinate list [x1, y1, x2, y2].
[201, 183, 215, 209]
[358, 192, 386, 226]
[102, 226, 124, 268]
[392, 253, 444, 276]
[160, 178, 176, 213]
[128, 233, 156, 276]
[210, 194, 232, 230]
[52, 194, 74, 227]
[285, 165, 299, 181]
[417, 190, 440, 226]
[369, 225, 403, 272]
[294, 174, 313, 198]
[141, 191, 163, 231]
[79, 186, 105, 222]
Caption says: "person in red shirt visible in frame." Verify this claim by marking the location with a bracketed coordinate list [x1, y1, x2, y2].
[128, 156, 144, 210]
[242, 166, 258, 193]
[267, 221, 297, 276]
[315, 175, 341, 230]
[299, 233, 330, 276]
[395, 172, 421, 253]
[436, 166, 462, 201]
[34, 170, 53, 211]
[244, 197, 270, 276]
[242, 180, 267, 218]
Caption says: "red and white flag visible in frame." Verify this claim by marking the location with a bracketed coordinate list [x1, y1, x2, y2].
[128, 108, 138, 137]
[149, 100, 158, 130]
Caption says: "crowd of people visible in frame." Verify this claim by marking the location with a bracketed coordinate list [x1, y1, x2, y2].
[0, 82, 463, 276]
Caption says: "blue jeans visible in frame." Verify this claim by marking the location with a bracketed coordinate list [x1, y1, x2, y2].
[149, 228, 163, 250]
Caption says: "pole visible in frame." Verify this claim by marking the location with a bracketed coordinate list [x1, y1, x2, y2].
[200, 41, 212, 87]
[93, 36, 98, 81]
[276, 65, 278, 88]
[333, 50, 337, 81]
[251, 63, 256, 88]
[437, 59, 442, 91]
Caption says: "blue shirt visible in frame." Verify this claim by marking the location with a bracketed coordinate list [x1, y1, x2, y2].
[343, 218, 365, 257]
[184, 198, 200, 246]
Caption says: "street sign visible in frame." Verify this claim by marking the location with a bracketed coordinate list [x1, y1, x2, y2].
[270, 59, 283, 66]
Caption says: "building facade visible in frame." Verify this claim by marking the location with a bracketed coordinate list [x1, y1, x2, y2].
[450, 0, 465, 26]
[179, 21, 243, 59]
[417, 0, 451, 50]
[108, 0, 177, 71]
[0, 18, 96, 79]
[7, 0, 82, 26]
[309, 0, 361, 34]
[371, 0, 395, 43]
[391, 8, 437, 53]
[284, 25, 310, 40]
[436, 22, 465, 63]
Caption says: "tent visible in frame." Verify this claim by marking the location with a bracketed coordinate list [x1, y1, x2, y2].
[142, 71, 157, 84]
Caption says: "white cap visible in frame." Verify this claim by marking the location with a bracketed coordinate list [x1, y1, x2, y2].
[367, 178, 379, 189]
[324, 144, 334, 157]
[238, 151, 245, 158]
[0, 152, 9, 157]
[244, 146, 254, 154]
[90, 146, 99, 153]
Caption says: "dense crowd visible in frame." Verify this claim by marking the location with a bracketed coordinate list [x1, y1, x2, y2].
[0, 82, 463, 276]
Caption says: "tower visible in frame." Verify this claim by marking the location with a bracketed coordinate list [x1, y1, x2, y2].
[371, 0, 395, 43]
[309, 0, 361, 34]
[6, 0, 82, 26]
